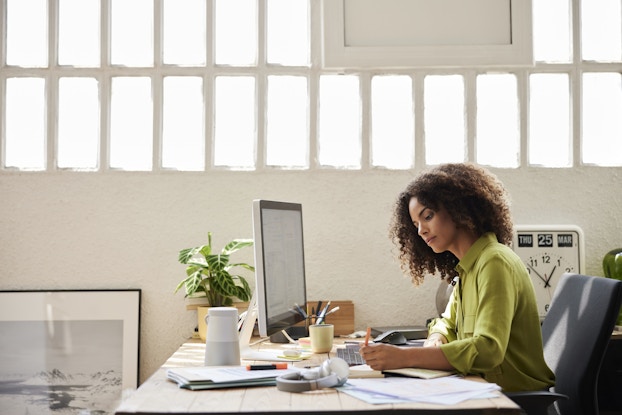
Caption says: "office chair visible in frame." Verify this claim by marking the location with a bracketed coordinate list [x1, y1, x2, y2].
[507, 273, 622, 415]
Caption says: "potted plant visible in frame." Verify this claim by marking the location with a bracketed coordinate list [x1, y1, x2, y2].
[175, 232, 254, 339]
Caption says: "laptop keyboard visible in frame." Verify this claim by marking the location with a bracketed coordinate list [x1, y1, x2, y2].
[337, 344, 366, 366]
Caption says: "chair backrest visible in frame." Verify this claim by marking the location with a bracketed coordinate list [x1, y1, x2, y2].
[542, 273, 622, 415]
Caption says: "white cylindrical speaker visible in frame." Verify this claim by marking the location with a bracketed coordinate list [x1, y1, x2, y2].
[204, 307, 240, 366]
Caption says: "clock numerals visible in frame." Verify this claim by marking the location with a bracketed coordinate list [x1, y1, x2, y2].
[527, 254, 572, 289]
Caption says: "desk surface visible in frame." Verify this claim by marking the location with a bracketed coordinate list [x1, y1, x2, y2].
[115, 339, 522, 415]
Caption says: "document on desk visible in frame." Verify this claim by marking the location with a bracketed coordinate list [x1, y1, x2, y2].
[167, 366, 299, 390]
[383, 367, 456, 379]
[338, 376, 501, 405]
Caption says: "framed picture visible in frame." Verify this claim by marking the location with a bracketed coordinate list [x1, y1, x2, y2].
[0, 289, 141, 414]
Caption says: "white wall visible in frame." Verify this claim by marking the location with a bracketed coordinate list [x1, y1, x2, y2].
[1, 166, 621, 383]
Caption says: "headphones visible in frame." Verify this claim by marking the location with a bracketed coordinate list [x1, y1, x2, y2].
[276, 358, 349, 392]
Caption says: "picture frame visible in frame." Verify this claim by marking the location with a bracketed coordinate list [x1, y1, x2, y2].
[0, 289, 141, 414]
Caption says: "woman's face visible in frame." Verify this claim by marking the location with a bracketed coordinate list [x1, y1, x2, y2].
[408, 197, 459, 255]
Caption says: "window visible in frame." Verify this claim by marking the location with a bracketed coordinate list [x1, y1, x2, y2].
[1, 0, 621, 172]
[371, 75, 414, 169]
[476, 74, 519, 168]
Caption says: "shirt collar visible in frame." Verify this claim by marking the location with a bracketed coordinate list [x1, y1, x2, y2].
[455, 232, 498, 276]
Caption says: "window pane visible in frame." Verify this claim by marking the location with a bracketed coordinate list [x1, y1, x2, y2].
[266, 76, 308, 167]
[529, 74, 571, 167]
[163, 0, 206, 65]
[214, 76, 255, 168]
[58, 0, 100, 67]
[476, 74, 519, 168]
[58, 78, 100, 169]
[110, 77, 153, 170]
[214, 0, 257, 65]
[111, 0, 153, 66]
[162, 77, 205, 171]
[582, 73, 622, 166]
[6, 0, 47, 67]
[371, 75, 414, 169]
[582, 0, 622, 62]
[424, 75, 465, 165]
[318, 75, 361, 168]
[5, 78, 46, 169]
[266, 0, 309, 66]
[533, 0, 571, 63]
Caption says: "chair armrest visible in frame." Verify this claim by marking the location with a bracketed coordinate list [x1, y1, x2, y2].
[505, 391, 568, 415]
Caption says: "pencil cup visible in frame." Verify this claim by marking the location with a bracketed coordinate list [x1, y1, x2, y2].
[204, 307, 240, 366]
[309, 324, 334, 353]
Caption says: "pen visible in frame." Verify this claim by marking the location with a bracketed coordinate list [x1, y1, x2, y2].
[324, 306, 340, 317]
[295, 303, 307, 319]
[316, 301, 331, 324]
[364, 327, 371, 346]
[246, 363, 288, 370]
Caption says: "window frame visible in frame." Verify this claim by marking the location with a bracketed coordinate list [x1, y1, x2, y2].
[321, 0, 534, 69]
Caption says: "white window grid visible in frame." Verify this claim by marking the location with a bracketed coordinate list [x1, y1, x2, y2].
[1, 0, 621, 172]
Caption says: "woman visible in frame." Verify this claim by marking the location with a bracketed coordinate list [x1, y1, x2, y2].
[359, 163, 554, 392]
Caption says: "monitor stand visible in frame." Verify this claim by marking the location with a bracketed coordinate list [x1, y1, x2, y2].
[269, 326, 308, 343]
[238, 293, 291, 362]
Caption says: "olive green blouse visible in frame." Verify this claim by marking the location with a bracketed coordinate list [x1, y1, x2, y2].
[428, 232, 555, 392]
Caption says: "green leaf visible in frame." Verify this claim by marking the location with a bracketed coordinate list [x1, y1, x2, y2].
[205, 254, 229, 271]
[228, 262, 255, 272]
[222, 239, 253, 255]
[178, 247, 197, 264]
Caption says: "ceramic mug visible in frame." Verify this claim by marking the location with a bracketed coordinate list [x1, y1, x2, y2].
[309, 324, 334, 353]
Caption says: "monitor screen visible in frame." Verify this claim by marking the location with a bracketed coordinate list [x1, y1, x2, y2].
[252, 199, 307, 338]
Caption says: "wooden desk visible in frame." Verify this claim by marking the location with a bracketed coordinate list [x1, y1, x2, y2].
[115, 339, 522, 414]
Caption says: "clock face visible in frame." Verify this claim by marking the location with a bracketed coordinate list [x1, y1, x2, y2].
[512, 226, 584, 318]
[525, 252, 576, 316]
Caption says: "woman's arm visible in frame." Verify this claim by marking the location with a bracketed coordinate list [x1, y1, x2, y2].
[359, 342, 454, 371]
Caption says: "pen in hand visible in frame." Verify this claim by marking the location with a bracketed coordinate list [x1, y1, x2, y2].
[364, 327, 371, 346]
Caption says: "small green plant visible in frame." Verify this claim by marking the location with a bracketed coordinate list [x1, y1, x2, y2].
[175, 232, 254, 307]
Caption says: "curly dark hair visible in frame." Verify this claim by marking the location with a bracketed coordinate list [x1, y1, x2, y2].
[389, 163, 514, 285]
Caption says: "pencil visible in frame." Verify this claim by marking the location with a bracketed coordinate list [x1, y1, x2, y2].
[364, 327, 371, 346]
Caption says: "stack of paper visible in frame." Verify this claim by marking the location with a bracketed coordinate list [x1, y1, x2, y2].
[339, 376, 501, 405]
[348, 365, 455, 380]
[167, 366, 299, 390]
[348, 364, 384, 379]
[383, 367, 456, 379]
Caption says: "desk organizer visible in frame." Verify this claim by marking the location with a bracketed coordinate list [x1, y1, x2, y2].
[302, 300, 355, 336]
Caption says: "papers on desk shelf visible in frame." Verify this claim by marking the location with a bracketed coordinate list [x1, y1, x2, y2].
[167, 366, 299, 390]
[338, 376, 501, 405]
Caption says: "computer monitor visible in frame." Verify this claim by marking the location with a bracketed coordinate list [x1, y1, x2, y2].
[239, 200, 308, 361]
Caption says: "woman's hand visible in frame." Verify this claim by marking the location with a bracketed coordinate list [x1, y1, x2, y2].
[359, 343, 406, 371]
[423, 333, 447, 347]
[359, 337, 455, 372]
